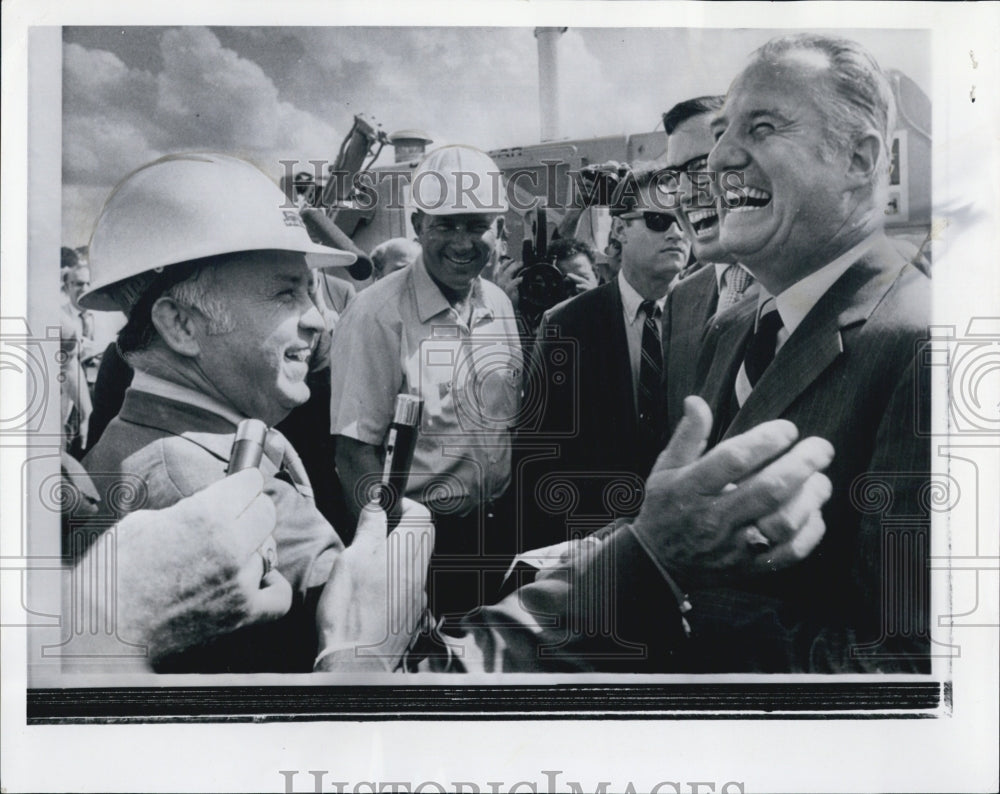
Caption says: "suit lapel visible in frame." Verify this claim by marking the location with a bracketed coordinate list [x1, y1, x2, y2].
[725, 314, 843, 438]
[687, 267, 720, 338]
[696, 297, 756, 440]
[606, 281, 638, 432]
[723, 236, 909, 440]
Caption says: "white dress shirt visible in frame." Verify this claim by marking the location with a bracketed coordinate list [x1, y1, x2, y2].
[618, 270, 668, 415]
[734, 232, 880, 405]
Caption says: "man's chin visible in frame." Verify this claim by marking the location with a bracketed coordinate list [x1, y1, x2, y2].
[272, 384, 312, 420]
[718, 224, 771, 263]
[692, 236, 726, 264]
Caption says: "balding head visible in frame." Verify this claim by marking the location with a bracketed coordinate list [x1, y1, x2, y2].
[707, 34, 894, 292]
[752, 34, 896, 184]
[370, 238, 422, 279]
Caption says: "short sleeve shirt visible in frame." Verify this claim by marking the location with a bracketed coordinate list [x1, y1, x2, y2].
[329, 257, 522, 517]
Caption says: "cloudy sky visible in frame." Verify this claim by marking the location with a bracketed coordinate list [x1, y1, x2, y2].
[61, 25, 930, 246]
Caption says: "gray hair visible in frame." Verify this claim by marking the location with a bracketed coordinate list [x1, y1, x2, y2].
[370, 237, 422, 276]
[753, 34, 896, 180]
[116, 258, 236, 356]
[165, 270, 234, 334]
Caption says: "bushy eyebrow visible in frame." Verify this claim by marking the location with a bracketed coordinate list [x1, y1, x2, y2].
[747, 108, 794, 125]
[269, 272, 308, 288]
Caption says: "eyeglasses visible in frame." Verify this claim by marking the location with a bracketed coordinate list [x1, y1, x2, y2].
[621, 211, 680, 233]
[655, 156, 712, 197]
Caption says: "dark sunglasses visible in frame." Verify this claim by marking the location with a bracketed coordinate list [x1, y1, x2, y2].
[622, 211, 680, 233]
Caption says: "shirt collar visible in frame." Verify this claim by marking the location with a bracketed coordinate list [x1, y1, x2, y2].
[760, 232, 880, 336]
[130, 370, 245, 427]
[412, 255, 491, 324]
[618, 270, 667, 323]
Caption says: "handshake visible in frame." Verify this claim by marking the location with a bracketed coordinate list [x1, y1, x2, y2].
[69, 397, 832, 672]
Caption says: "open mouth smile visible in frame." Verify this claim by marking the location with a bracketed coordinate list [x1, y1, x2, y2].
[284, 347, 312, 364]
[686, 208, 720, 237]
[725, 186, 772, 213]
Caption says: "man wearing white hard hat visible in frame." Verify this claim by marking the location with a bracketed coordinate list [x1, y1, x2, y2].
[77, 153, 432, 673]
[330, 145, 522, 619]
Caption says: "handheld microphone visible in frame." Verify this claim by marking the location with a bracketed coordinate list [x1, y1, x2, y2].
[379, 394, 423, 530]
[227, 418, 268, 475]
[227, 418, 278, 575]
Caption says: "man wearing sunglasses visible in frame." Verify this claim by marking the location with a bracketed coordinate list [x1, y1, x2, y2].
[519, 163, 691, 550]
[661, 96, 759, 436]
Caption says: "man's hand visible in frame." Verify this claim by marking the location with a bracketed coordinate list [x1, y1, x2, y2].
[631, 396, 833, 582]
[494, 257, 523, 309]
[77, 469, 291, 666]
[565, 269, 598, 295]
[314, 498, 434, 672]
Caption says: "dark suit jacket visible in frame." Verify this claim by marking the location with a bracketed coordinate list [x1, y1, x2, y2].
[516, 280, 665, 550]
[688, 235, 932, 672]
[664, 266, 721, 437]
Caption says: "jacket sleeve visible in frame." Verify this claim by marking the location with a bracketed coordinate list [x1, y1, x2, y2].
[429, 525, 690, 672]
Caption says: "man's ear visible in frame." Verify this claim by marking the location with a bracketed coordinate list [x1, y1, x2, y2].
[611, 217, 627, 244]
[150, 296, 201, 357]
[410, 211, 423, 236]
[846, 132, 882, 187]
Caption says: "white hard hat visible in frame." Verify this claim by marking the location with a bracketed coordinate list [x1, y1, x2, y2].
[410, 145, 508, 216]
[80, 152, 357, 312]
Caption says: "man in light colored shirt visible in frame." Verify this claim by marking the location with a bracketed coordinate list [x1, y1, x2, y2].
[60, 259, 98, 456]
[330, 145, 522, 618]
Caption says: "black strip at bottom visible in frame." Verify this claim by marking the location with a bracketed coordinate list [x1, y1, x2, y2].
[28, 682, 948, 723]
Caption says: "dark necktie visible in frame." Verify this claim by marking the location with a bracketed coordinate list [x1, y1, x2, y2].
[742, 300, 784, 388]
[637, 300, 664, 438]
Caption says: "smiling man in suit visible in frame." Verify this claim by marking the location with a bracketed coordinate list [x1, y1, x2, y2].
[683, 34, 932, 672]
[661, 96, 758, 436]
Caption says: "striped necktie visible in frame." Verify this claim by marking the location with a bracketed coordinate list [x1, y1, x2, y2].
[637, 300, 664, 439]
[717, 265, 754, 312]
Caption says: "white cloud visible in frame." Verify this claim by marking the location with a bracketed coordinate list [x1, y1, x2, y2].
[283, 27, 541, 150]
[62, 26, 931, 246]
[62, 27, 341, 244]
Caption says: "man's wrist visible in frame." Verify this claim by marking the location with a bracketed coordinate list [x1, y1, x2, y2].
[623, 523, 692, 624]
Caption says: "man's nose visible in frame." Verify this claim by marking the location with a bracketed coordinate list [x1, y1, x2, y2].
[299, 300, 326, 333]
[707, 127, 748, 173]
[449, 230, 478, 251]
